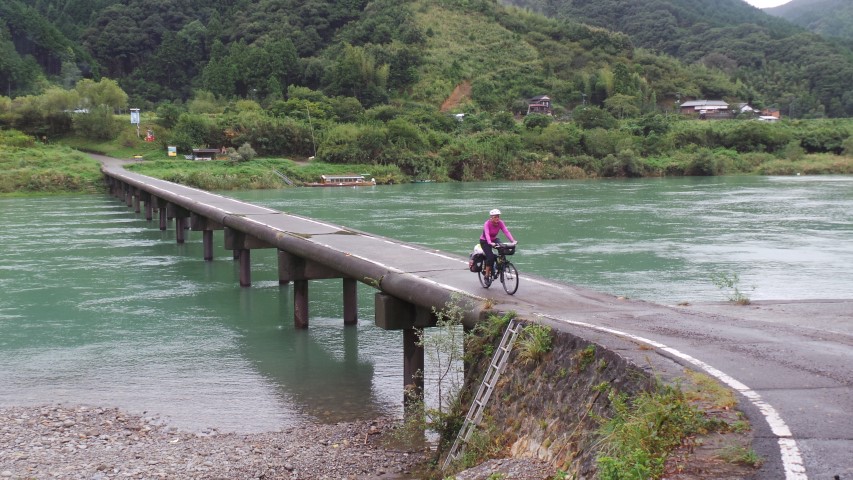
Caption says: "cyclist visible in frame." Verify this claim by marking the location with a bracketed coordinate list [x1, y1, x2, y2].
[480, 208, 516, 278]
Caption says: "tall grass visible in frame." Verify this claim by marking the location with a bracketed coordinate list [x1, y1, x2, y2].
[0, 136, 103, 195]
[596, 385, 712, 480]
[126, 158, 408, 190]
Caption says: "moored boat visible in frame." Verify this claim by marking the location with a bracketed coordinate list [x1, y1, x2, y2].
[304, 174, 376, 187]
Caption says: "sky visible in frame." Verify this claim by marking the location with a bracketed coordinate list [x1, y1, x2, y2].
[743, 0, 792, 7]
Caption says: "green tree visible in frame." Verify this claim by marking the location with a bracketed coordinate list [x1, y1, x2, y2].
[74, 78, 128, 111]
[325, 44, 389, 107]
[573, 106, 618, 130]
[604, 93, 640, 119]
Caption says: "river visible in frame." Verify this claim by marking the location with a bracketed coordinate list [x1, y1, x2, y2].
[0, 175, 850, 432]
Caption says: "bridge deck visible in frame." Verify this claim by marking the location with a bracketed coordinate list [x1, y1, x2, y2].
[99, 157, 851, 480]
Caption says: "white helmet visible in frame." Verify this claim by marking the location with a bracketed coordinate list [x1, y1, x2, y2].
[489, 208, 501, 216]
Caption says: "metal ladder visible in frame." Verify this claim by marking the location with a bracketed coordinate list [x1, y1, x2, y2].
[271, 169, 294, 186]
[443, 318, 522, 469]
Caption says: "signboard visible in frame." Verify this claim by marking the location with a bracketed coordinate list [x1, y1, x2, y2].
[167, 146, 177, 157]
[130, 109, 140, 125]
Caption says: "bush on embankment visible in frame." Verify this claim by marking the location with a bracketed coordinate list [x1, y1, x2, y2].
[0, 130, 104, 195]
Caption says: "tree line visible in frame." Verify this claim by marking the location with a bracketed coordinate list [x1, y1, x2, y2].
[2, 0, 852, 119]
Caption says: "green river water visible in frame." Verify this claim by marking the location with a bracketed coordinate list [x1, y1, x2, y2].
[1, 175, 850, 432]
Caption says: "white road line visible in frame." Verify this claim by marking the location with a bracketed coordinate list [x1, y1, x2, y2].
[535, 313, 808, 480]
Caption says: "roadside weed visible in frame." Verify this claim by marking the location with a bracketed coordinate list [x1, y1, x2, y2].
[711, 272, 753, 305]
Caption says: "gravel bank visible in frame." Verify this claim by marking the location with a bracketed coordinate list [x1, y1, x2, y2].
[0, 405, 426, 479]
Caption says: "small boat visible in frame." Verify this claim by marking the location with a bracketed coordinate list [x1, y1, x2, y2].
[304, 174, 376, 187]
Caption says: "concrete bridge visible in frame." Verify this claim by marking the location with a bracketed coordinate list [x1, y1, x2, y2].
[98, 156, 851, 480]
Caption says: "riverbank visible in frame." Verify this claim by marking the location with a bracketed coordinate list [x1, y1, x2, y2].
[0, 405, 427, 479]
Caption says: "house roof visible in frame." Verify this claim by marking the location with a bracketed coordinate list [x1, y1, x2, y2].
[681, 100, 729, 107]
[528, 95, 550, 102]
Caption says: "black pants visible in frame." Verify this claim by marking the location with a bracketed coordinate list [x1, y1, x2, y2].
[480, 239, 495, 271]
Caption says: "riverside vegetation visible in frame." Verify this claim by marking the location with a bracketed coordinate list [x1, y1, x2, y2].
[2, 105, 852, 195]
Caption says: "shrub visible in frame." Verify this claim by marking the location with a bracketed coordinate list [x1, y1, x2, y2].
[0, 129, 35, 147]
[523, 113, 552, 130]
[171, 113, 215, 152]
[236, 143, 256, 162]
[573, 106, 618, 130]
[516, 323, 552, 365]
[156, 103, 184, 129]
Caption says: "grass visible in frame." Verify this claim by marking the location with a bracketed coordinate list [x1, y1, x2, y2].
[574, 344, 597, 372]
[125, 158, 408, 190]
[516, 323, 553, 365]
[595, 384, 713, 480]
[0, 142, 104, 195]
[683, 370, 738, 409]
[756, 153, 853, 175]
[711, 272, 753, 305]
[719, 444, 764, 468]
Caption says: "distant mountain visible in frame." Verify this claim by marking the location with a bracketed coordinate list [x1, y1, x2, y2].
[765, 0, 853, 41]
[500, 0, 853, 117]
[3, 0, 853, 117]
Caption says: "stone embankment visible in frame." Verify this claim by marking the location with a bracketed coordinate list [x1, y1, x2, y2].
[454, 320, 757, 479]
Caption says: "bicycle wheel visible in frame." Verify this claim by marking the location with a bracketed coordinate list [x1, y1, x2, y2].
[478, 268, 492, 288]
[500, 262, 519, 295]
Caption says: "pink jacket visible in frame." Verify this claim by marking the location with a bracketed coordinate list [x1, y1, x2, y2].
[481, 219, 515, 244]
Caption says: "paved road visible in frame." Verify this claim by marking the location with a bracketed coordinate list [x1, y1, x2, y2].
[100, 157, 851, 479]
[503, 280, 851, 480]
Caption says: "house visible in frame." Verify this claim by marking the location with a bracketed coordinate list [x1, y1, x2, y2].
[733, 103, 756, 115]
[760, 108, 781, 119]
[526, 95, 552, 115]
[679, 100, 729, 115]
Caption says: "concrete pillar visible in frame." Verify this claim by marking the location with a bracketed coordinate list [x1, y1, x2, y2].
[203, 230, 213, 261]
[145, 199, 153, 221]
[294, 279, 308, 328]
[175, 217, 186, 244]
[375, 293, 428, 405]
[343, 278, 357, 325]
[191, 214, 223, 262]
[132, 190, 140, 213]
[159, 208, 167, 230]
[125, 187, 133, 207]
[403, 327, 425, 405]
[239, 249, 251, 287]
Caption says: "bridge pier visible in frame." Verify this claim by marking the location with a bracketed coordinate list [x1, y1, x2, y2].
[190, 214, 224, 261]
[132, 188, 141, 214]
[278, 251, 358, 328]
[225, 228, 276, 287]
[165, 205, 190, 244]
[152, 197, 169, 231]
[374, 293, 437, 405]
[141, 192, 153, 221]
[294, 280, 308, 328]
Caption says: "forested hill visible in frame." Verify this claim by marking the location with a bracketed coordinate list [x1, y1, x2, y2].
[765, 0, 853, 42]
[499, 0, 853, 117]
[1, 0, 852, 118]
